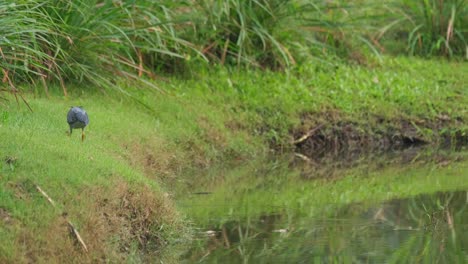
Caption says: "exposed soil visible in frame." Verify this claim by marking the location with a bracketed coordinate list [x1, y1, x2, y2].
[292, 112, 467, 158]
[292, 145, 466, 182]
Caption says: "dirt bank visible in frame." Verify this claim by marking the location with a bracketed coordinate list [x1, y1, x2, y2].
[292, 112, 467, 158]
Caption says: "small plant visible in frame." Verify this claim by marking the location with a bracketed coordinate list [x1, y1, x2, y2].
[1, 110, 8, 124]
[4, 156, 17, 171]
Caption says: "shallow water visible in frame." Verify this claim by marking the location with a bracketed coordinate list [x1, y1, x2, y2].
[174, 150, 468, 263]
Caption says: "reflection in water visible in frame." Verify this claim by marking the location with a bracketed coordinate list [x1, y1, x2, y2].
[177, 151, 468, 263]
[183, 192, 468, 263]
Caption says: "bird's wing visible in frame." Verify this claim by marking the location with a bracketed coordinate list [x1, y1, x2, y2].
[76, 110, 89, 125]
[67, 108, 77, 124]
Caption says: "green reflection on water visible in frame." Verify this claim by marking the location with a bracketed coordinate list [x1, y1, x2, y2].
[175, 150, 468, 263]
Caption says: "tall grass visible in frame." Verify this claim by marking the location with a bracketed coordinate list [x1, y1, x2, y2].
[0, 0, 194, 94]
[380, 0, 467, 57]
[404, 0, 467, 57]
[1, 0, 464, 97]
[191, 0, 300, 68]
[0, 0, 374, 94]
[188, 0, 372, 68]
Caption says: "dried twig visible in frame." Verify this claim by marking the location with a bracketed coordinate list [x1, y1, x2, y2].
[67, 221, 89, 253]
[35, 185, 56, 207]
[446, 209, 453, 229]
[294, 152, 311, 162]
[222, 226, 230, 248]
[1, 68, 33, 112]
[202, 41, 217, 54]
[19, 93, 33, 112]
[293, 124, 324, 145]
[137, 48, 144, 77]
[35, 184, 89, 253]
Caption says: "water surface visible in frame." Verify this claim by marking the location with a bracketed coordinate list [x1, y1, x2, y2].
[174, 150, 468, 263]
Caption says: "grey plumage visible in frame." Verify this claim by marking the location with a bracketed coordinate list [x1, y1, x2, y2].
[67, 106, 89, 138]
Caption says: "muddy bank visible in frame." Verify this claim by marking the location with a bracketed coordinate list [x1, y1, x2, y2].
[292, 113, 467, 158]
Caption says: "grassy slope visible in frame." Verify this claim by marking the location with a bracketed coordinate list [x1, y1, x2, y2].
[0, 81, 265, 262]
[170, 57, 467, 147]
[0, 98, 181, 263]
[0, 57, 467, 262]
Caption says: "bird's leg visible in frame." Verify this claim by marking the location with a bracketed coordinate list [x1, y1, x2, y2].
[81, 128, 85, 142]
[68, 126, 72, 136]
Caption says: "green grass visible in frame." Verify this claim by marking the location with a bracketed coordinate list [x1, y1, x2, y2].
[1, 1, 466, 261]
[0, 75, 270, 261]
[168, 56, 467, 145]
[3, 0, 464, 99]
[0, 98, 180, 262]
[0, 56, 466, 262]
[1, 0, 351, 92]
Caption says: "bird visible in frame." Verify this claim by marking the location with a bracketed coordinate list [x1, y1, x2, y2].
[67, 106, 89, 141]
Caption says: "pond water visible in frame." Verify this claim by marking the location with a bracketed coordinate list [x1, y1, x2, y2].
[173, 149, 468, 263]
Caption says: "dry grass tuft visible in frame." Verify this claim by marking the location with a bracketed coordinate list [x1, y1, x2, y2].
[124, 139, 182, 179]
[0, 207, 14, 226]
[2, 179, 182, 263]
[76, 180, 182, 262]
[197, 116, 228, 149]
